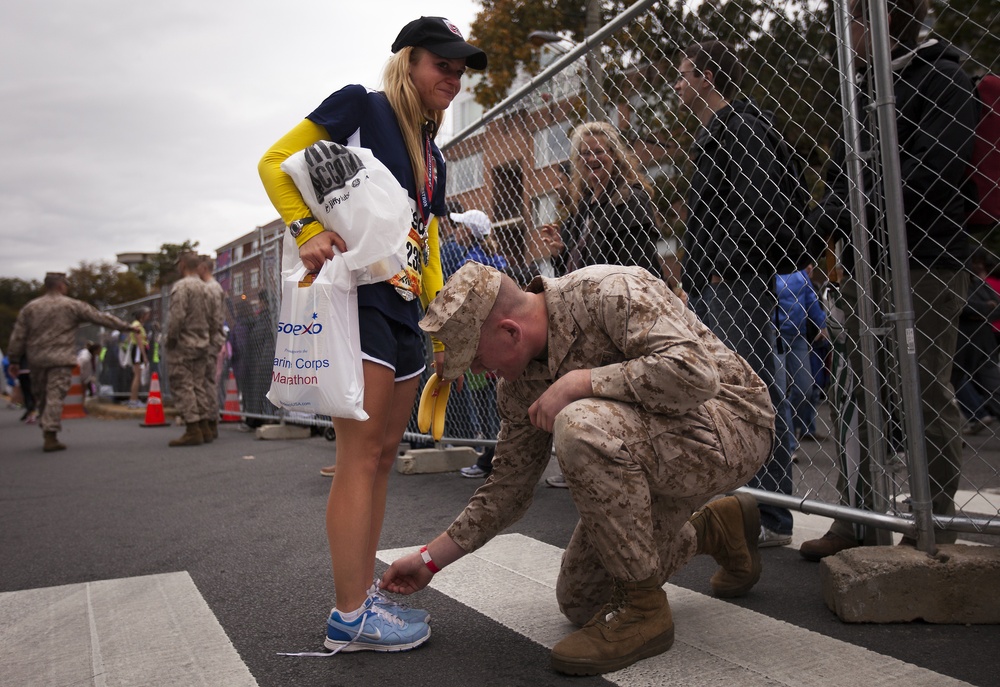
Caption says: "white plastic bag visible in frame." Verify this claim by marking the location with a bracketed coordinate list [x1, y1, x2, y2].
[280, 142, 410, 283]
[266, 259, 367, 421]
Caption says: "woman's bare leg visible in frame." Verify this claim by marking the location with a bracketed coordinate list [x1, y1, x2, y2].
[326, 361, 420, 612]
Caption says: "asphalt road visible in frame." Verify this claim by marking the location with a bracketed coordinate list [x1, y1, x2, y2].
[1, 406, 998, 687]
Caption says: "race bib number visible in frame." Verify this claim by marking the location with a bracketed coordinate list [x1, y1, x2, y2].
[387, 204, 428, 301]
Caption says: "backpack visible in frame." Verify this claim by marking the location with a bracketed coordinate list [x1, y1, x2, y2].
[968, 74, 1000, 228]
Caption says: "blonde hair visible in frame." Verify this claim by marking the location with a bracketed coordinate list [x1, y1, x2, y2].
[381, 46, 447, 189]
[568, 122, 652, 207]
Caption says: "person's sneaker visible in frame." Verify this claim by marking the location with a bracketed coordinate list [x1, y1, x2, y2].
[799, 531, 859, 561]
[758, 526, 792, 548]
[460, 464, 490, 478]
[368, 582, 431, 625]
[546, 473, 569, 488]
[963, 415, 995, 436]
[324, 596, 430, 653]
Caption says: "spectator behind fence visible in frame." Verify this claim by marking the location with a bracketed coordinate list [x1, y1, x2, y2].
[952, 252, 1000, 434]
[125, 307, 151, 409]
[77, 342, 102, 398]
[382, 262, 774, 675]
[540, 121, 662, 278]
[538, 121, 663, 488]
[197, 255, 226, 442]
[801, 0, 978, 557]
[775, 259, 828, 450]
[673, 40, 798, 547]
[445, 208, 506, 479]
[439, 201, 466, 279]
[6, 272, 133, 452]
[166, 252, 213, 448]
[258, 16, 488, 654]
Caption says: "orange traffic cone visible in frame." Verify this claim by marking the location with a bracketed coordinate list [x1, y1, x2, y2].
[221, 370, 241, 422]
[141, 372, 169, 427]
[61, 365, 87, 419]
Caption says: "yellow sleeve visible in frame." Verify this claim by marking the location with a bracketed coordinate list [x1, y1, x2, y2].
[420, 215, 446, 353]
[257, 119, 329, 247]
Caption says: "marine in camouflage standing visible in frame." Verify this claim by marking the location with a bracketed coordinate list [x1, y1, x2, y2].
[381, 262, 775, 675]
[197, 255, 226, 441]
[167, 252, 212, 447]
[7, 272, 134, 452]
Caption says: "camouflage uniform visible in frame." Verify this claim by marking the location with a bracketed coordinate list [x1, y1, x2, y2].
[167, 275, 211, 424]
[443, 266, 775, 625]
[7, 293, 130, 433]
[199, 277, 226, 421]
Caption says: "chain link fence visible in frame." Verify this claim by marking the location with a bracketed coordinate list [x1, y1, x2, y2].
[98, 0, 998, 543]
[438, 0, 999, 544]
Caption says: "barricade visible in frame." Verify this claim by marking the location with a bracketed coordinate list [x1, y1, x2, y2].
[140, 372, 169, 427]
[221, 370, 241, 422]
[61, 365, 86, 420]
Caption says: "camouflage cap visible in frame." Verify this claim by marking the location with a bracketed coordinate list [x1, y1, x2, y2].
[420, 261, 502, 380]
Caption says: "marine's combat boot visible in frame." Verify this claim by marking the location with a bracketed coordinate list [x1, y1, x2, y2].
[550, 577, 674, 676]
[689, 492, 761, 598]
[208, 419, 219, 439]
[43, 431, 66, 452]
[199, 419, 214, 444]
[169, 423, 204, 447]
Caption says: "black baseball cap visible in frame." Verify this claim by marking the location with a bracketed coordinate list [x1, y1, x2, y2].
[392, 17, 488, 70]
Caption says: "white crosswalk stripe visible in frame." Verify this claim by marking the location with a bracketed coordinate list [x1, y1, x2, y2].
[379, 533, 974, 687]
[0, 572, 258, 687]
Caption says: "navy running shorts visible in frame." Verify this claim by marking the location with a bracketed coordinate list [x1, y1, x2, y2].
[359, 307, 426, 382]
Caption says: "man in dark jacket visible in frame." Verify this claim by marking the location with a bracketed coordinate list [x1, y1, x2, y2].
[674, 40, 796, 547]
[800, 0, 979, 558]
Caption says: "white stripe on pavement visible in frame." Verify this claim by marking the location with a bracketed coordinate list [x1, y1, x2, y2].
[0, 572, 258, 687]
[379, 533, 973, 687]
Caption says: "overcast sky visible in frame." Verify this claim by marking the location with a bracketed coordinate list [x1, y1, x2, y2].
[0, 1, 480, 281]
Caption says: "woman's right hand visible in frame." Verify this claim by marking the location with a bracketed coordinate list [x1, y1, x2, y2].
[298, 230, 347, 271]
[539, 223, 564, 256]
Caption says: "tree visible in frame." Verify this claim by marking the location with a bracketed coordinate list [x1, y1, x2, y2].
[132, 240, 200, 290]
[469, 0, 597, 108]
[0, 277, 42, 353]
[66, 261, 147, 309]
[931, 0, 999, 74]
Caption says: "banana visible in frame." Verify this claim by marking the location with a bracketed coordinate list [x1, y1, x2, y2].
[431, 380, 452, 441]
[417, 373, 439, 433]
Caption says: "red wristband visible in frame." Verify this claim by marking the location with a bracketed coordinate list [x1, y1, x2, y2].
[419, 545, 440, 574]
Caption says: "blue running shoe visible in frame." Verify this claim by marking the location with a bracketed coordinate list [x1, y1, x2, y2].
[368, 582, 431, 625]
[324, 596, 430, 653]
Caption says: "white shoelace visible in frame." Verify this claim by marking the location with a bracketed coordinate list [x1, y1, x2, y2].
[278, 598, 405, 657]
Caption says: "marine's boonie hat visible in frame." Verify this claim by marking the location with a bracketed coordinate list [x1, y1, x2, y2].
[392, 17, 488, 70]
[419, 262, 502, 380]
[449, 209, 492, 239]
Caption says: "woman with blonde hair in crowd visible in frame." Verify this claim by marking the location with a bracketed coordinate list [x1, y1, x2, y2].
[259, 16, 487, 654]
[539, 121, 663, 488]
[540, 121, 662, 278]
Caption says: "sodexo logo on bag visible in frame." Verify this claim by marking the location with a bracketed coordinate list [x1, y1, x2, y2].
[277, 312, 323, 335]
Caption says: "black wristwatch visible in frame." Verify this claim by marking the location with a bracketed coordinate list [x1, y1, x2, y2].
[288, 216, 317, 238]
